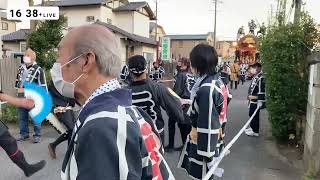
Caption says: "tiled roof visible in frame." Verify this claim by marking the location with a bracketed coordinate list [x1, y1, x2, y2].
[2, 29, 30, 42]
[113, 1, 147, 11]
[95, 20, 156, 46]
[113, 1, 155, 20]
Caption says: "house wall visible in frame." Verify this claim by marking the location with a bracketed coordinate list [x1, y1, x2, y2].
[170, 39, 206, 60]
[100, 6, 116, 25]
[0, 19, 16, 58]
[133, 12, 149, 37]
[150, 26, 166, 41]
[114, 12, 134, 34]
[216, 41, 234, 58]
[60, 6, 101, 28]
[2, 41, 20, 56]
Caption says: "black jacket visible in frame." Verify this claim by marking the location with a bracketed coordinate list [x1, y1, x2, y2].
[173, 71, 195, 99]
[127, 80, 185, 133]
[248, 72, 266, 109]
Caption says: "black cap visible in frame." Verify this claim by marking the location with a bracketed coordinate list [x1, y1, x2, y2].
[128, 55, 147, 75]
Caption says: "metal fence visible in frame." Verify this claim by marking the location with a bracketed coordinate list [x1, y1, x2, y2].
[0, 59, 20, 96]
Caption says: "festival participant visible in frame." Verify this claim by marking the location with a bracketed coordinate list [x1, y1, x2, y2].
[52, 24, 174, 179]
[15, 49, 48, 143]
[245, 62, 266, 137]
[178, 44, 228, 179]
[239, 62, 248, 85]
[127, 55, 185, 142]
[119, 64, 132, 86]
[150, 61, 165, 81]
[166, 57, 194, 152]
[47, 80, 76, 159]
[0, 92, 46, 177]
[230, 60, 240, 89]
[220, 62, 231, 85]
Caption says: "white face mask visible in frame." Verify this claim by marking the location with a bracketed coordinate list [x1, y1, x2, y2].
[23, 56, 32, 64]
[50, 54, 84, 98]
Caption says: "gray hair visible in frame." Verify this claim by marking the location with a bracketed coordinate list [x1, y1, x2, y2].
[71, 25, 122, 78]
[25, 48, 36, 61]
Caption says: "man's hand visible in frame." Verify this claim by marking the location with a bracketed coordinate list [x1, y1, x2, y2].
[18, 88, 24, 94]
[190, 127, 198, 143]
[248, 95, 258, 100]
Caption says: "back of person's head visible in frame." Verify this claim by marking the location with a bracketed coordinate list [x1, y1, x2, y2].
[181, 57, 190, 68]
[190, 44, 218, 76]
[252, 62, 262, 69]
[128, 55, 147, 77]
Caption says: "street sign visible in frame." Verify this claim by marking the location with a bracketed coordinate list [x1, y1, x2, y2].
[161, 37, 170, 61]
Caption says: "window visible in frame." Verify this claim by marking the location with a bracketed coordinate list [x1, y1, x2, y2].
[20, 42, 27, 52]
[86, 16, 95, 22]
[107, 18, 112, 24]
[179, 41, 183, 48]
[1, 22, 8, 30]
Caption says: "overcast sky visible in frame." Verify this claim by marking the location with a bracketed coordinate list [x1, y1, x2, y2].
[9, 0, 320, 40]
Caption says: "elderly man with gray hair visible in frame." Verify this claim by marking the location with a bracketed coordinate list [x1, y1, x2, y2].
[52, 24, 174, 180]
[15, 48, 47, 143]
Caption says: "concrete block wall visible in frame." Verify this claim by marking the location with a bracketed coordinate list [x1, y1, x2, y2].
[304, 58, 320, 175]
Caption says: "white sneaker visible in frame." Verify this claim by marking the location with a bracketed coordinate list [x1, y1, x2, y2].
[245, 127, 253, 133]
[245, 130, 259, 137]
[213, 168, 224, 178]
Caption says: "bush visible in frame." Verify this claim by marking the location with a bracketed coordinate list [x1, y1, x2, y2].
[260, 12, 319, 140]
[1, 104, 18, 124]
[28, 15, 66, 70]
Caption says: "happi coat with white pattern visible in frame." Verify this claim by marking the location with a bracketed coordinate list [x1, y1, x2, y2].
[61, 87, 174, 180]
[178, 74, 229, 180]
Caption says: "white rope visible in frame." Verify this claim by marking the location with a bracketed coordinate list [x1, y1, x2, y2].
[203, 107, 260, 180]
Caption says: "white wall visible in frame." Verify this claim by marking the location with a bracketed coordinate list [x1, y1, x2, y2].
[133, 12, 149, 38]
[114, 12, 133, 34]
[100, 6, 116, 25]
[60, 6, 101, 28]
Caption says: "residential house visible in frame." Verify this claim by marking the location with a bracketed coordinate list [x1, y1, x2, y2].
[149, 22, 166, 41]
[149, 22, 166, 61]
[0, 12, 18, 59]
[166, 33, 215, 61]
[216, 41, 236, 59]
[1, 29, 29, 57]
[46, 0, 157, 65]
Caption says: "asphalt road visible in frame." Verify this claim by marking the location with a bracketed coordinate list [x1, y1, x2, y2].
[0, 82, 302, 180]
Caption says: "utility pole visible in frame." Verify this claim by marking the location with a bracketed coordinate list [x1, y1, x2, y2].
[213, 0, 217, 48]
[294, 0, 302, 25]
[155, 0, 159, 64]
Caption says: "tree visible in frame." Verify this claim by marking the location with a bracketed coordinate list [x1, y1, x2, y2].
[28, 15, 67, 70]
[260, 11, 319, 140]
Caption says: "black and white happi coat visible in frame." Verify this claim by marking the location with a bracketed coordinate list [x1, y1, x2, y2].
[127, 79, 185, 137]
[178, 74, 229, 180]
[61, 80, 174, 180]
[172, 71, 196, 99]
[239, 64, 248, 76]
[248, 72, 266, 109]
[15, 63, 47, 91]
[149, 66, 165, 81]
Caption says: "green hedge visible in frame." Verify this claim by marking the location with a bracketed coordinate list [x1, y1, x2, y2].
[260, 13, 319, 140]
[1, 104, 18, 124]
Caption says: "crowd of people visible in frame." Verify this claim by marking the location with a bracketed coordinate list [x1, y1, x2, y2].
[0, 24, 266, 179]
